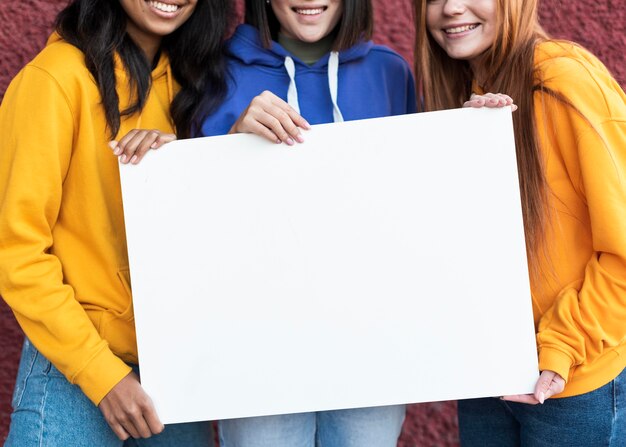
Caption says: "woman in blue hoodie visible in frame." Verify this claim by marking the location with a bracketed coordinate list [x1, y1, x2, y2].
[197, 0, 417, 146]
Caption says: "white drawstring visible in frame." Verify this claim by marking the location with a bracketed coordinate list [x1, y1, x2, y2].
[283, 53, 345, 122]
[284, 56, 300, 114]
[327, 51, 344, 123]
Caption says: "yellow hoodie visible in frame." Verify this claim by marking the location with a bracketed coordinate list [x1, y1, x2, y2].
[0, 34, 178, 405]
[528, 42, 626, 397]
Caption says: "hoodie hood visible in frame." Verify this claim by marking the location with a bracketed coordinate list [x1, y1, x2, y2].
[48, 32, 175, 133]
[227, 24, 374, 69]
[227, 24, 375, 122]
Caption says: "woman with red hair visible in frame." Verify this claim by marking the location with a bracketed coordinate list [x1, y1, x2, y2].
[414, 0, 626, 445]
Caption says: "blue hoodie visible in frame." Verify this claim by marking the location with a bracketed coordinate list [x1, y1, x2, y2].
[199, 24, 417, 136]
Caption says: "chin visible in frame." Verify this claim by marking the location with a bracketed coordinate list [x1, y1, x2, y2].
[298, 32, 328, 43]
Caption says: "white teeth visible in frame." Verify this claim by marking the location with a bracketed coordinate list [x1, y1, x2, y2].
[149, 1, 179, 13]
[295, 8, 324, 15]
[445, 24, 478, 34]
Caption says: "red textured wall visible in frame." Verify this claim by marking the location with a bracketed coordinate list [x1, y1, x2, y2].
[1, 1, 624, 444]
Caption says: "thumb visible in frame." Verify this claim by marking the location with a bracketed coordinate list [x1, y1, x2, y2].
[534, 370, 555, 404]
[534, 370, 564, 403]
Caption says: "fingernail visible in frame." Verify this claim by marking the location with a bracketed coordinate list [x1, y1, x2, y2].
[285, 138, 294, 146]
[295, 133, 305, 143]
[302, 120, 311, 130]
[151, 142, 158, 148]
[113, 147, 122, 156]
[108, 141, 117, 150]
[130, 155, 138, 164]
[120, 155, 127, 163]
[538, 391, 545, 404]
[276, 139, 282, 144]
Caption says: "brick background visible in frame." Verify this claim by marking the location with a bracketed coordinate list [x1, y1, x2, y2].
[1, 1, 624, 444]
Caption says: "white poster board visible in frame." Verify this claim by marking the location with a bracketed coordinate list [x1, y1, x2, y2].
[120, 107, 538, 424]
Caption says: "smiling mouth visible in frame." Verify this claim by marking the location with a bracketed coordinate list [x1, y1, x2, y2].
[444, 24, 478, 34]
[292, 6, 327, 15]
[148, 1, 180, 13]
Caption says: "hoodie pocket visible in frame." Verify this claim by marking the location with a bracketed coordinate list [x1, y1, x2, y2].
[117, 267, 133, 305]
[106, 267, 134, 323]
[96, 268, 136, 359]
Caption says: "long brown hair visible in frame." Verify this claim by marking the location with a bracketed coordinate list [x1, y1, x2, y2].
[414, 0, 550, 270]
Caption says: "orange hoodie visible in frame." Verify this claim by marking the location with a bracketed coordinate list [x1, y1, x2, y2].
[0, 34, 178, 405]
[525, 41, 626, 397]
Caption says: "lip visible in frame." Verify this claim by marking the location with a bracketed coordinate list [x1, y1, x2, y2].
[147, 0, 185, 17]
[291, 5, 328, 16]
[442, 23, 480, 38]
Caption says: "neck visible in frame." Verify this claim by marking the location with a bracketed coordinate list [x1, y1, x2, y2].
[126, 24, 162, 66]
[277, 32, 335, 65]
[141, 43, 161, 66]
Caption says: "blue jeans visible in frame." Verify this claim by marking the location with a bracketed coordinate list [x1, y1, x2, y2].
[218, 405, 406, 447]
[458, 367, 626, 446]
[5, 339, 213, 446]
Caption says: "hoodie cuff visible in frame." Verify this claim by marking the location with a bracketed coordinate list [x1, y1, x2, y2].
[72, 345, 133, 405]
[538, 347, 574, 384]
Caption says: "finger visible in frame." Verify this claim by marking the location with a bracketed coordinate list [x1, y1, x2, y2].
[495, 94, 511, 106]
[118, 414, 142, 439]
[116, 129, 141, 157]
[130, 131, 175, 164]
[246, 120, 283, 144]
[487, 97, 505, 107]
[119, 131, 149, 164]
[270, 97, 311, 132]
[477, 92, 505, 107]
[463, 98, 486, 108]
[481, 92, 500, 99]
[256, 112, 296, 146]
[534, 370, 558, 403]
[496, 94, 518, 111]
[501, 394, 540, 405]
[107, 421, 131, 441]
[230, 103, 282, 144]
[127, 133, 159, 164]
[132, 133, 176, 164]
[108, 140, 119, 153]
[543, 374, 565, 400]
[534, 370, 556, 399]
[235, 96, 301, 145]
[128, 408, 153, 439]
[151, 133, 176, 149]
[264, 105, 303, 144]
[142, 399, 165, 436]
[498, 94, 514, 105]
[493, 94, 518, 111]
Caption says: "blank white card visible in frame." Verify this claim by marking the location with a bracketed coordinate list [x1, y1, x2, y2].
[120, 107, 538, 424]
